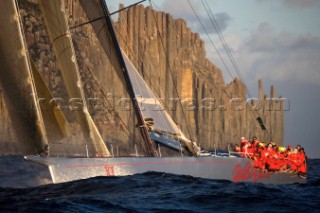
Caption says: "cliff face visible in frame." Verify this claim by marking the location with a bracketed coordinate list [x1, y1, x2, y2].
[0, 0, 284, 154]
[114, 4, 284, 149]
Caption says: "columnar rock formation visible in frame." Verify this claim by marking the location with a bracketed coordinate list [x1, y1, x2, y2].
[0, 0, 284, 155]
[114, 4, 285, 149]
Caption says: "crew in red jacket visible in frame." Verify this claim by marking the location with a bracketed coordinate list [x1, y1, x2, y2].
[253, 143, 265, 169]
[285, 145, 293, 158]
[277, 147, 287, 170]
[233, 144, 241, 152]
[240, 137, 251, 157]
[252, 136, 259, 147]
[248, 136, 259, 155]
[268, 145, 281, 171]
[287, 149, 298, 171]
[260, 143, 275, 171]
[296, 145, 307, 174]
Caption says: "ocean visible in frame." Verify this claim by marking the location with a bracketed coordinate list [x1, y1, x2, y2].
[0, 157, 319, 212]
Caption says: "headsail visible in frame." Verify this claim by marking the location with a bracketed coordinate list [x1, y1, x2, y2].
[122, 50, 199, 155]
[122, 51, 180, 135]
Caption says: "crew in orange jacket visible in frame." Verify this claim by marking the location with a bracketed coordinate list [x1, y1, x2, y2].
[296, 145, 307, 173]
[250, 136, 259, 153]
[240, 137, 251, 158]
[260, 143, 275, 171]
[268, 146, 281, 171]
[287, 149, 298, 171]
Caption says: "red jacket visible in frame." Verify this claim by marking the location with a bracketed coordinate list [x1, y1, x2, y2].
[296, 152, 307, 173]
[287, 152, 298, 170]
[241, 140, 251, 157]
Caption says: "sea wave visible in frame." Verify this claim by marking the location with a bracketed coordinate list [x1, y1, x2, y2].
[0, 158, 319, 212]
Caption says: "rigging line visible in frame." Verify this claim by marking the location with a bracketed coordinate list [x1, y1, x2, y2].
[83, 64, 131, 136]
[206, 5, 272, 141]
[69, 17, 104, 30]
[50, 32, 70, 46]
[150, 0, 196, 138]
[155, 1, 270, 142]
[149, 0, 194, 142]
[109, 0, 147, 16]
[140, 0, 200, 112]
[152, 0, 236, 109]
[202, 0, 253, 99]
[199, 0, 272, 141]
[186, 0, 236, 85]
[202, 0, 238, 77]
[202, 0, 270, 141]
[203, 1, 238, 70]
[186, 0, 263, 143]
[69, 1, 147, 30]
[25, 160, 46, 185]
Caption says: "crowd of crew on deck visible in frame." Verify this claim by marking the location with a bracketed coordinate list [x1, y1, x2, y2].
[233, 137, 307, 175]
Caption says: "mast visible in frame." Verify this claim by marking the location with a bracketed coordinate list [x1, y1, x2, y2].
[100, 0, 156, 157]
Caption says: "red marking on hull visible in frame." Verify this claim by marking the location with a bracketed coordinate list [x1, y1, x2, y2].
[232, 162, 271, 183]
[64, 160, 234, 169]
[104, 165, 114, 176]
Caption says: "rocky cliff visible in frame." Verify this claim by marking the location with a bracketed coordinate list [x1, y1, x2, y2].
[113, 4, 284, 149]
[0, 0, 284, 155]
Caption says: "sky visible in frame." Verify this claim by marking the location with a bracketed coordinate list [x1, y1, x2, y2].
[109, 0, 320, 158]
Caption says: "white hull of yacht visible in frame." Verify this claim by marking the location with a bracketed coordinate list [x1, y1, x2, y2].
[25, 155, 306, 185]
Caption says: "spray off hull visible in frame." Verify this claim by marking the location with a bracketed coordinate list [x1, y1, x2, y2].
[25, 155, 306, 185]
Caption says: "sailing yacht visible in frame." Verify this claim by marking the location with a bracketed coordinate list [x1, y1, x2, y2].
[0, 0, 306, 185]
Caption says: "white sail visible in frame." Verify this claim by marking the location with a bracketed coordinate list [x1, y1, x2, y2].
[122, 50, 180, 135]
[121, 50, 200, 155]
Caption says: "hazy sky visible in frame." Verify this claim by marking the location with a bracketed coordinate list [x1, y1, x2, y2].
[109, 0, 320, 158]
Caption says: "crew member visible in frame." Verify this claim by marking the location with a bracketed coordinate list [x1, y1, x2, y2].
[240, 137, 251, 157]
[233, 144, 240, 152]
[296, 145, 307, 174]
[251, 136, 260, 150]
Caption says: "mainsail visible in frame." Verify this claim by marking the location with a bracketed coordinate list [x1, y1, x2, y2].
[0, 0, 48, 154]
[38, 0, 110, 157]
